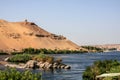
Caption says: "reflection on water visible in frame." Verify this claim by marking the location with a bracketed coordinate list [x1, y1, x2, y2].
[42, 51, 120, 80]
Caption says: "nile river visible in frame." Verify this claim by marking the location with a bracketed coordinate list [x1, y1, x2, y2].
[1, 51, 120, 80]
[41, 51, 120, 80]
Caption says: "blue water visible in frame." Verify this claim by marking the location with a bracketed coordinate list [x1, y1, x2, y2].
[1, 51, 120, 80]
[40, 51, 120, 80]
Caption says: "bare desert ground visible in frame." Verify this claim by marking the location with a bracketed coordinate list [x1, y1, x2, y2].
[0, 19, 80, 52]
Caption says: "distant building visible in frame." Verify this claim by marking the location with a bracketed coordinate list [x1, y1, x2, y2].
[25, 19, 27, 22]
[24, 19, 28, 24]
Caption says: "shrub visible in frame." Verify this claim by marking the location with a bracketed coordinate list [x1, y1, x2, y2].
[83, 60, 120, 80]
[81, 46, 103, 52]
[56, 58, 62, 64]
[8, 53, 55, 64]
[22, 48, 40, 54]
[8, 54, 32, 63]
[0, 68, 41, 80]
[33, 54, 54, 63]
[11, 51, 23, 55]
[22, 48, 88, 54]
[103, 66, 120, 80]
[1, 47, 100, 55]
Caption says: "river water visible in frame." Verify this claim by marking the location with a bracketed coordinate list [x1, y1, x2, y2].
[1, 51, 120, 80]
[40, 51, 120, 80]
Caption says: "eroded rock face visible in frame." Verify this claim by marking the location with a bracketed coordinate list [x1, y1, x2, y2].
[4, 57, 9, 62]
[53, 62, 58, 69]
[60, 64, 65, 69]
[5, 64, 25, 68]
[4, 59, 71, 69]
[30, 61, 71, 69]
[37, 62, 53, 69]
[24, 60, 38, 69]
[37, 62, 45, 68]
[64, 65, 71, 69]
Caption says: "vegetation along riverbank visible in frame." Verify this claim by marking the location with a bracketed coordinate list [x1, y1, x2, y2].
[83, 60, 120, 80]
[4, 53, 71, 69]
[0, 68, 42, 80]
[0, 47, 104, 55]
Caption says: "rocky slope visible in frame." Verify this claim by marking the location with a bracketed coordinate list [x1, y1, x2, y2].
[0, 19, 79, 51]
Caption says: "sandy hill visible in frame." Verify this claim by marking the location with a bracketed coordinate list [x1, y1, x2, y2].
[0, 19, 80, 51]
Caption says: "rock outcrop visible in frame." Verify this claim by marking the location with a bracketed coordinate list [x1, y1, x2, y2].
[4, 60, 71, 70]
[24, 60, 38, 69]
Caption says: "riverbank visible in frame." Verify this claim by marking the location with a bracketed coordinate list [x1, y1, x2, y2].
[0, 47, 104, 55]
[0, 55, 10, 69]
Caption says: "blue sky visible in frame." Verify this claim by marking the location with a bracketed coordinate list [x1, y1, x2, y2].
[0, 0, 120, 45]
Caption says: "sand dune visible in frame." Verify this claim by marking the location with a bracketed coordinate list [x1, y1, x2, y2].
[0, 19, 80, 51]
